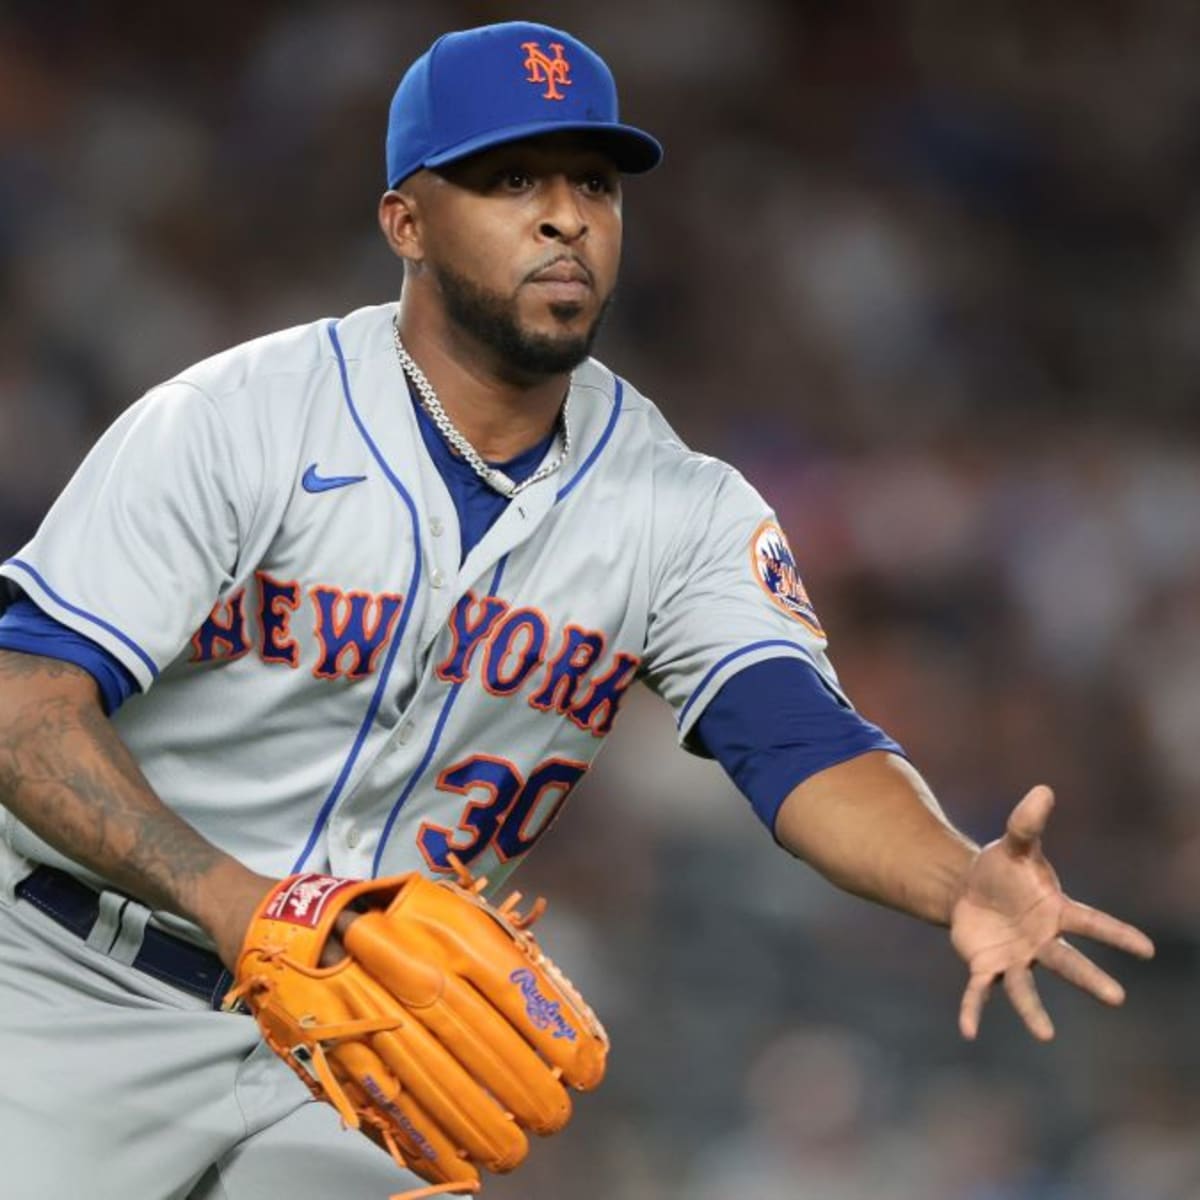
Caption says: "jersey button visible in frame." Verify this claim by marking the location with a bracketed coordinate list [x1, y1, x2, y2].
[430, 568, 445, 589]
[430, 517, 444, 537]
[345, 826, 361, 849]
[398, 722, 414, 745]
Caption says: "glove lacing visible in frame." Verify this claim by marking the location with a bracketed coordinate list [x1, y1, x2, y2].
[444, 854, 606, 1049]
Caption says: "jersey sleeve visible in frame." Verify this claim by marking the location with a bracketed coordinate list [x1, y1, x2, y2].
[640, 454, 848, 749]
[0, 380, 257, 690]
[0, 598, 139, 715]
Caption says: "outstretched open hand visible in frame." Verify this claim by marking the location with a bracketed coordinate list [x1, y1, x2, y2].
[950, 785, 1155, 1041]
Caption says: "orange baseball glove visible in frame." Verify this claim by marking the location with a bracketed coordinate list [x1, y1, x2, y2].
[225, 865, 607, 1200]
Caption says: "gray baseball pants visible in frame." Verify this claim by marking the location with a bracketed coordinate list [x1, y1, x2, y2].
[0, 881, 420, 1200]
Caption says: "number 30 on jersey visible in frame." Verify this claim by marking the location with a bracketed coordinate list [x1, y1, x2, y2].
[417, 755, 587, 871]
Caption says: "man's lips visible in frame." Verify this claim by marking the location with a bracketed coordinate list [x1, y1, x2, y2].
[529, 262, 591, 285]
[524, 258, 594, 300]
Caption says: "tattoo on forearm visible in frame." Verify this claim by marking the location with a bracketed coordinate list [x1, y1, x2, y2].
[0, 658, 224, 918]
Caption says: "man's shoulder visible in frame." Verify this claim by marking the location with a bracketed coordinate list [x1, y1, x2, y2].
[574, 357, 746, 500]
[572, 357, 681, 456]
[162, 303, 392, 406]
[574, 358, 664, 426]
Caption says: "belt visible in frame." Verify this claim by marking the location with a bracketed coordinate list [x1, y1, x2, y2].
[15, 865, 233, 1010]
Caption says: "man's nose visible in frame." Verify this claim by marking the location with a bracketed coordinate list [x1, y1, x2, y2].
[537, 177, 587, 243]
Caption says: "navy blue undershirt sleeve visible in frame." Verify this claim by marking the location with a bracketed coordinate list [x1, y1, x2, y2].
[0, 598, 139, 715]
[693, 657, 905, 834]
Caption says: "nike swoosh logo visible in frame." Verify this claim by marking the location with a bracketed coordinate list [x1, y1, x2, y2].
[301, 464, 367, 494]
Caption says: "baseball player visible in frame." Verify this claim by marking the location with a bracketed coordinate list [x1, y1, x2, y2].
[0, 20, 1154, 1200]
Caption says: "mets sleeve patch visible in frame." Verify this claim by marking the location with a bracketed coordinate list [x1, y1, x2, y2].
[749, 519, 824, 635]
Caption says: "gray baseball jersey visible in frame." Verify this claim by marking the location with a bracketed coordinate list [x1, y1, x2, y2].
[0, 302, 840, 931]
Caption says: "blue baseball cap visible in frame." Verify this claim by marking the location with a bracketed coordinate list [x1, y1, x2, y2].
[385, 21, 663, 188]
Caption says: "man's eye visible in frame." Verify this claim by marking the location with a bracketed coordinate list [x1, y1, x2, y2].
[499, 169, 533, 190]
[580, 174, 613, 195]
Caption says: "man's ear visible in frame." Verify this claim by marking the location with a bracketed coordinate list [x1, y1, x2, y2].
[378, 187, 422, 263]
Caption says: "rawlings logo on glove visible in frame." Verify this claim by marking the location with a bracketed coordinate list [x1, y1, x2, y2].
[265, 874, 357, 924]
[225, 861, 607, 1200]
[509, 968, 578, 1041]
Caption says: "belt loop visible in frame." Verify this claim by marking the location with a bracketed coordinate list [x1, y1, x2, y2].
[208, 969, 235, 1012]
[16, 866, 228, 1002]
[85, 891, 129, 956]
[109, 899, 151, 966]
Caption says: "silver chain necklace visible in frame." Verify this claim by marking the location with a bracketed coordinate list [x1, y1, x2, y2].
[392, 315, 571, 499]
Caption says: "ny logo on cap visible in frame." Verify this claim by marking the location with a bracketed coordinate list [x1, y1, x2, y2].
[521, 41, 572, 100]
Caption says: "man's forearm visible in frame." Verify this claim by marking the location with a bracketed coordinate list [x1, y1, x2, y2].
[0, 650, 270, 964]
[774, 750, 978, 925]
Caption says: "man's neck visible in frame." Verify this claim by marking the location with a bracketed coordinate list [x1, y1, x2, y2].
[395, 312, 569, 464]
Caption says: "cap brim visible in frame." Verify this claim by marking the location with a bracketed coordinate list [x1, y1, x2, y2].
[400, 120, 662, 185]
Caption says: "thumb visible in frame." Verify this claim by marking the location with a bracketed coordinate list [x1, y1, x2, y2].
[1005, 785, 1054, 855]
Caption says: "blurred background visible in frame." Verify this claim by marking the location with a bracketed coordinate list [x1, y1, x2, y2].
[2, 1, 1198, 1196]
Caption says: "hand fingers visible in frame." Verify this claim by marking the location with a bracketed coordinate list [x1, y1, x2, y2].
[1060, 901, 1156, 959]
[958, 971, 994, 1041]
[1003, 964, 1055, 1041]
[1004, 785, 1055, 854]
[1037, 938, 1125, 1006]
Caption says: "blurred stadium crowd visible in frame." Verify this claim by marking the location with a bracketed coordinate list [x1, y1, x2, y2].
[2, 1, 1198, 1197]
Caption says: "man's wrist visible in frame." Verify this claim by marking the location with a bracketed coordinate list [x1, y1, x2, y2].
[931, 837, 981, 926]
[187, 861, 279, 970]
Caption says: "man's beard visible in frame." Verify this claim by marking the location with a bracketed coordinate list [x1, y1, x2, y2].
[433, 263, 611, 378]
